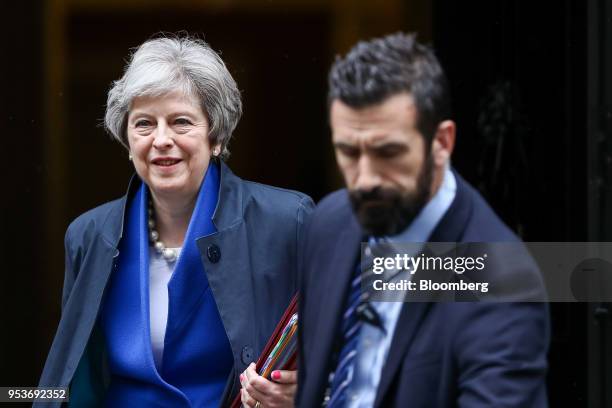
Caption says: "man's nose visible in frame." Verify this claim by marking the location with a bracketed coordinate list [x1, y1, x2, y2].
[354, 155, 382, 191]
[152, 122, 174, 149]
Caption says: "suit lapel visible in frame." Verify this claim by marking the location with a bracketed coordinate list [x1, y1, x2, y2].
[197, 221, 254, 373]
[373, 302, 431, 407]
[196, 161, 256, 376]
[374, 170, 472, 407]
[48, 179, 136, 393]
[59, 236, 118, 388]
[307, 211, 362, 401]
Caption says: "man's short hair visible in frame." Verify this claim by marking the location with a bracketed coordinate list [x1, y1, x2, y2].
[328, 32, 452, 143]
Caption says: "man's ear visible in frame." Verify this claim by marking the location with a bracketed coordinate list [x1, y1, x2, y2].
[431, 120, 456, 167]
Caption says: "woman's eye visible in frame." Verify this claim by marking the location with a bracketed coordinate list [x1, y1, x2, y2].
[134, 119, 151, 128]
[174, 118, 192, 126]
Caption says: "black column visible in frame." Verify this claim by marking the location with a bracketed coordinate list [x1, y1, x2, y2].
[0, 0, 47, 387]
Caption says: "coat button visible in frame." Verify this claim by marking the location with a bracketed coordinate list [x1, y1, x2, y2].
[207, 244, 221, 263]
[241, 345, 254, 364]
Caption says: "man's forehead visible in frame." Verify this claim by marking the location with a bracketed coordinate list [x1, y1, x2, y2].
[331, 92, 416, 117]
[333, 130, 407, 147]
[332, 94, 416, 127]
[330, 93, 418, 144]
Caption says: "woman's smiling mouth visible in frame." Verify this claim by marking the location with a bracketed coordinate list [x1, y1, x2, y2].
[152, 157, 182, 167]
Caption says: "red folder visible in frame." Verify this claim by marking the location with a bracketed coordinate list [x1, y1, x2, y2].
[230, 294, 298, 408]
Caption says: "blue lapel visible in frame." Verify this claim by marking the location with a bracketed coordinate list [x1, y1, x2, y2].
[102, 179, 161, 384]
[165, 162, 219, 340]
[101, 162, 221, 405]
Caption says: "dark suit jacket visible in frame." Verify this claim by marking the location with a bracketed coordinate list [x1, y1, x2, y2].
[38, 160, 314, 407]
[297, 171, 550, 408]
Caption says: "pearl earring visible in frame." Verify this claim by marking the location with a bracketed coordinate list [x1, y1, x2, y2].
[128, 154, 133, 161]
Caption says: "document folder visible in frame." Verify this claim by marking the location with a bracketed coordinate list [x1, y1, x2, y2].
[230, 294, 298, 408]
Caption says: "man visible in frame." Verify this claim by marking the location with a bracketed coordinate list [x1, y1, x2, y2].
[297, 33, 549, 407]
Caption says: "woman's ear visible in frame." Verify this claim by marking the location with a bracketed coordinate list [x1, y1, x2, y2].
[431, 120, 456, 167]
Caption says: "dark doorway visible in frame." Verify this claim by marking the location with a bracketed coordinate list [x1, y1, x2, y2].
[433, 1, 596, 406]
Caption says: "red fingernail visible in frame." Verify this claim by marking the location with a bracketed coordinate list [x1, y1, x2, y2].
[272, 371, 281, 380]
[240, 374, 244, 382]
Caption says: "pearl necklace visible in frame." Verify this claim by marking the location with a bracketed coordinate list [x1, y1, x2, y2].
[148, 199, 178, 263]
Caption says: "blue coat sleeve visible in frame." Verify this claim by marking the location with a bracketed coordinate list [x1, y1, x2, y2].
[454, 302, 550, 407]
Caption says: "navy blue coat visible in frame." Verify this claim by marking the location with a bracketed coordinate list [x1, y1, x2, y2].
[38, 161, 314, 407]
[297, 172, 550, 407]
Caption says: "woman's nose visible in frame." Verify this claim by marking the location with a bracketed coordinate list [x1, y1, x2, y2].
[152, 123, 174, 149]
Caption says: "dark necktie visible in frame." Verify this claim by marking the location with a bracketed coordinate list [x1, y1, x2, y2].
[325, 260, 363, 407]
[324, 237, 381, 407]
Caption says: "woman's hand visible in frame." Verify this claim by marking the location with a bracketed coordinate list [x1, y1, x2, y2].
[240, 363, 297, 408]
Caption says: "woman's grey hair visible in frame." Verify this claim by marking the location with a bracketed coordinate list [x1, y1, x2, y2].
[104, 35, 242, 158]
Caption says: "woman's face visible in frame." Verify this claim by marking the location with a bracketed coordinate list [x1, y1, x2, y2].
[127, 91, 214, 202]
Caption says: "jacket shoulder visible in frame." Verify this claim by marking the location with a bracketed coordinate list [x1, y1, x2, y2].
[241, 180, 314, 219]
[299, 189, 359, 253]
[66, 197, 125, 246]
[459, 179, 519, 242]
[316, 189, 350, 211]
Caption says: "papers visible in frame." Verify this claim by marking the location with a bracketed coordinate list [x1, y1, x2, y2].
[259, 313, 298, 378]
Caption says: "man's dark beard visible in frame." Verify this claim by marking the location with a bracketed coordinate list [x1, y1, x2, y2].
[349, 156, 433, 237]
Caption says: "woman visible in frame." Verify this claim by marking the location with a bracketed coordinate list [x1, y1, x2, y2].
[38, 35, 312, 408]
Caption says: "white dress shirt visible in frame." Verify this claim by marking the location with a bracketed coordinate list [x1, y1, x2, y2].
[149, 247, 181, 370]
